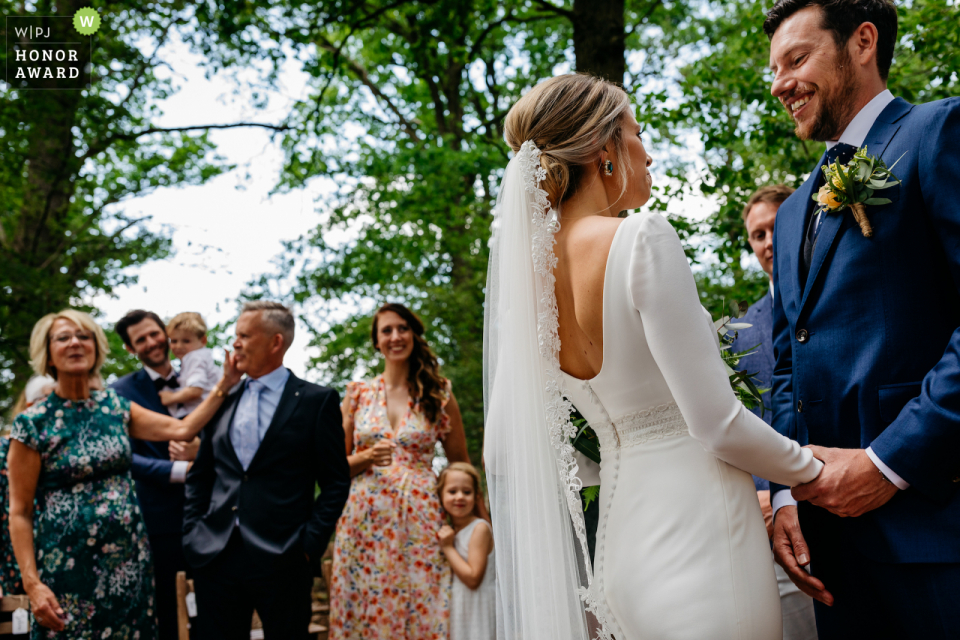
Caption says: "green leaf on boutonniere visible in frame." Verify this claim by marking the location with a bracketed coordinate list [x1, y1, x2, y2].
[864, 197, 892, 206]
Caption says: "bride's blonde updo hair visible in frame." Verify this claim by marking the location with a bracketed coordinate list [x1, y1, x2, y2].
[504, 74, 632, 208]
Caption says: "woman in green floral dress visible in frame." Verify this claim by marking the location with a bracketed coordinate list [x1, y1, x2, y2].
[7, 310, 240, 639]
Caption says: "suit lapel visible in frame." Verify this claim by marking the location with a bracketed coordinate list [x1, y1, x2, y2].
[135, 369, 170, 416]
[781, 162, 824, 316]
[248, 373, 304, 471]
[798, 98, 914, 316]
[217, 389, 245, 471]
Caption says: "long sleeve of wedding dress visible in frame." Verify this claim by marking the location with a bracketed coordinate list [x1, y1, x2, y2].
[628, 212, 822, 487]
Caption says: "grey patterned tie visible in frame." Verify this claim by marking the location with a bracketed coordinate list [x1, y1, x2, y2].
[231, 379, 262, 470]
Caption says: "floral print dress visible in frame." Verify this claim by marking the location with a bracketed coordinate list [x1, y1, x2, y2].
[11, 390, 157, 640]
[329, 376, 452, 640]
[1, 436, 23, 595]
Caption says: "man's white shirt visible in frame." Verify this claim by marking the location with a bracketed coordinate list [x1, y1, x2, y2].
[773, 88, 908, 517]
[143, 364, 190, 484]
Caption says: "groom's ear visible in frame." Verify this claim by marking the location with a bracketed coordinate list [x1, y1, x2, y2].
[849, 21, 880, 73]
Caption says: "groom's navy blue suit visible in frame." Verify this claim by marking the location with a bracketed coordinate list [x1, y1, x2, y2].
[771, 97, 960, 638]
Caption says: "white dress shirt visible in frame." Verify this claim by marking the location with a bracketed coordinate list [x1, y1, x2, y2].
[144, 364, 191, 484]
[773, 89, 907, 517]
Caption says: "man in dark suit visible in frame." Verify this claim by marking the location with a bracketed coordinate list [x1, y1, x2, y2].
[731, 185, 818, 640]
[112, 309, 199, 640]
[766, 1, 960, 637]
[183, 300, 350, 640]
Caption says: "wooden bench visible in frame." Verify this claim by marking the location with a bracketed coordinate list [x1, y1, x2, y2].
[175, 572, 327, 639]
[0, 595, 30, 637]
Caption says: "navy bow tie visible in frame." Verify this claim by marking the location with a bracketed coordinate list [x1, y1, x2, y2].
[153, 376, 180, 392]
[823, 142, 858, 172]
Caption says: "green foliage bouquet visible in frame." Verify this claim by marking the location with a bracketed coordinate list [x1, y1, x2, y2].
[814, 147, 903, 238]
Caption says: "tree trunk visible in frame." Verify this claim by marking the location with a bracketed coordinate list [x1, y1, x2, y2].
[571, 0, 626, 83]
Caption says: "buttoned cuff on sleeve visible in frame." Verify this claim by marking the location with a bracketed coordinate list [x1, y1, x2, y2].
[170, 460, 189, 483]
[772, 489, 798, 516]
[866, 446, 910, 490]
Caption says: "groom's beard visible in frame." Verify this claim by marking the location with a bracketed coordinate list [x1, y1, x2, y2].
[795, 51, 860, 142]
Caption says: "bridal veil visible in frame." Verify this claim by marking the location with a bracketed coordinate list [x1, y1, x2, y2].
[483, 141, 618, 640]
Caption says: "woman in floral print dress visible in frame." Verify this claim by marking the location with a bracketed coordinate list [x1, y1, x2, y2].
[329, 303, 474, 640]
[7, 310, 240, 639]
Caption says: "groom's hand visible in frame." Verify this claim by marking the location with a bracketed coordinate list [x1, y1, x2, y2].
[792, 446, 899, 517]
[772, 506, 834, 606]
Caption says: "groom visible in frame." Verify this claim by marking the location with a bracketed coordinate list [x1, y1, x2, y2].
[765, 0, 960, 638]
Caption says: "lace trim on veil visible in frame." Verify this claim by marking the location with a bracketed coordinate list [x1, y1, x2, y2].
[518, 140, 621, 639]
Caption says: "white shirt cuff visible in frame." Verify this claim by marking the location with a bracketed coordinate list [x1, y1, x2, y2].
[865, 446, 909, 490]
[170, 460, 189, 483]
[772, 489, 798, 516]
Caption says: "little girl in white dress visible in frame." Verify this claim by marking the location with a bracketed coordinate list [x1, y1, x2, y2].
[437, 462, 495, 640]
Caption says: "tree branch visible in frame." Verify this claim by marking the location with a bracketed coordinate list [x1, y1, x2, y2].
[315, 35, 422, 142]
[532, 0, 573, 19]
[80, 122, 291, 162]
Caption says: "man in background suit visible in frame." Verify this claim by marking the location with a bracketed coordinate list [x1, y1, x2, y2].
[112, 309, 200, 640]
[183, 301, 350, 640]
[731, 185, 818, 640]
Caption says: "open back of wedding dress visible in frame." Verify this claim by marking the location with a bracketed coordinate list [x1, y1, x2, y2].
[483, 142, 822, 640]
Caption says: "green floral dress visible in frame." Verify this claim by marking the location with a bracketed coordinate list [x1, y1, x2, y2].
[11, 390, 157, 640]
[1, 436, 23, 595]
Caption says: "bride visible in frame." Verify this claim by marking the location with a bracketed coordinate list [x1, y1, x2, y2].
[483, 73, 823, 639]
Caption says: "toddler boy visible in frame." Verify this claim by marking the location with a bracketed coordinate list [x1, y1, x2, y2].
[159, 312, 221, 417]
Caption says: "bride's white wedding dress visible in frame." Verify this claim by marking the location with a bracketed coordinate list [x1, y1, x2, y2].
[483, 141, 822, 640]
[563, 210, 822, 639]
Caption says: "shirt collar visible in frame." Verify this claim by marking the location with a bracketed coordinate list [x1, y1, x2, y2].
[248, 366, 290, 392]
[143, 364, 176, 381]
[826, 89, 895, 151]
[769, 278, 775, 302]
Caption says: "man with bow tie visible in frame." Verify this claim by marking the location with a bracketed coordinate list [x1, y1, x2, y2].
[112, 309, 200, 640]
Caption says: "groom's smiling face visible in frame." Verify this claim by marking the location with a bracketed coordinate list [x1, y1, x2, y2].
[768, 6, 860, 142]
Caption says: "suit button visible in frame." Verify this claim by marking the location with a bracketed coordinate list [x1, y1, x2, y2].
[243, 475, 249, 482]
[796, 329, 809, 343]
[232, 506, 238, 512]
[797, 400, 804, 413]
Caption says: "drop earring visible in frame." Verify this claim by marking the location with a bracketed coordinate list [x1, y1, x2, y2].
[604, 160, 613, 176]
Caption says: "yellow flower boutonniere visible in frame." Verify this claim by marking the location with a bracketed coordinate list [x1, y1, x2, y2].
[812, 146, 904, 237]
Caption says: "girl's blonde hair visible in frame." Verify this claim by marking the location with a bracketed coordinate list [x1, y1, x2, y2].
[504, 73, 632, 210]
[437, 461, 486, 520]
[29, 309, 109, 380]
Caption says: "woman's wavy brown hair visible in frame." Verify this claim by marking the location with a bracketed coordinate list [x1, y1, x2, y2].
[371, 303, 447, 425]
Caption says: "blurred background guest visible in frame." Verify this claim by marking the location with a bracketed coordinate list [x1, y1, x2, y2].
[112, 309, 201, 640]
[329, 303, 472, 640]
[183, 301, 350, 640]
[731, 185, 818, 640]
[8, 309, 239, 638]
[2, 375, 55, 596]
[437, 462, 495, 640]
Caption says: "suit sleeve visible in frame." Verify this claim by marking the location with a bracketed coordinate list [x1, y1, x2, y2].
[870, 100, 960, 503]
[629, 213, 821, 486]
[302, 389, 351, 559]
[183, 416, 218, 535]
[131, 452, 175, 485]
[768, 218, 799, 497]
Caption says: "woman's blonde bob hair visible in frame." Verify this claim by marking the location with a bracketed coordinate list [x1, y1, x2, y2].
[30, 309, 109, 380]
[504, 73, 632, 209]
